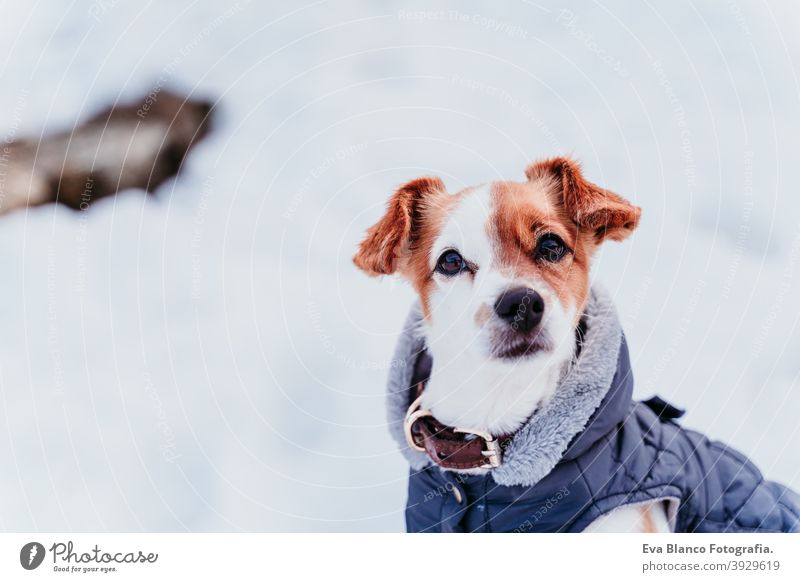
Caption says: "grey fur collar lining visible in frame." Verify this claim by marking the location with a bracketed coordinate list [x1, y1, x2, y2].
[386, 285, 624, 487]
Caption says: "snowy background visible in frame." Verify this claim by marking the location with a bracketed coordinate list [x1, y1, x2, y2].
[1, 0, 799, 531]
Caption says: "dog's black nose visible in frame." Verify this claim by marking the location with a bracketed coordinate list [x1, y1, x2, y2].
[494, 287, 544, 333]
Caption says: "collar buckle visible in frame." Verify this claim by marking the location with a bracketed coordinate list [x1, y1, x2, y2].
[403, 394, 430, 452]
[453, 427, 502, 468]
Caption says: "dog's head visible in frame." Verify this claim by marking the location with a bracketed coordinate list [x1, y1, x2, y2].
[354, 157, 640, 431]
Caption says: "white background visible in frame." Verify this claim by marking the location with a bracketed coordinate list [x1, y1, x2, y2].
[1, 534, 798, 580]
[0, 1, 799, 531]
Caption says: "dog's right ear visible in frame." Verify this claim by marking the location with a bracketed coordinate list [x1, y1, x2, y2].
[353, 177, 446, 276]
[526, 157, 640, 243]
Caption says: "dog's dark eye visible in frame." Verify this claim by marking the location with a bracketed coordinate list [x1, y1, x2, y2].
[536, 234, 568, 262]
[435, 250, 466, 276]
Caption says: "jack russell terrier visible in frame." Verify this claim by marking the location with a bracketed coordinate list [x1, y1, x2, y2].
[354, 157, 800, 533]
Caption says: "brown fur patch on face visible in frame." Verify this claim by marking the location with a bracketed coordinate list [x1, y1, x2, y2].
[490, 180, 593, 318]
[474, 303, 492, 327]
[404, 192, 464, 318]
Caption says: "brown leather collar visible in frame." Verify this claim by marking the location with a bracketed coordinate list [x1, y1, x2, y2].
[403, 381, 515, 470]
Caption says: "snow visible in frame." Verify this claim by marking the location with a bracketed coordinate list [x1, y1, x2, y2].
[1, 0, 799, 531]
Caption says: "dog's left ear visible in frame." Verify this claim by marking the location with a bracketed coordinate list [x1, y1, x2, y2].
[353, 176, 447, 276]
[526, 157, 640, 242]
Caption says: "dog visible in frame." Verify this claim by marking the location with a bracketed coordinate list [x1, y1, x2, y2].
[353, 157, 800, 533]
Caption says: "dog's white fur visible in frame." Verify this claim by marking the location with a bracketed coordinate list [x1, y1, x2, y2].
[422, 185, 577, 435]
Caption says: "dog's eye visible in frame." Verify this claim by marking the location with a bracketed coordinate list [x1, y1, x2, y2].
[535, 234, 568, 262]
[435, 250, 466, 276]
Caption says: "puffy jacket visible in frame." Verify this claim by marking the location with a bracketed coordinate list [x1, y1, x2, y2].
[387, 287, 800, 533]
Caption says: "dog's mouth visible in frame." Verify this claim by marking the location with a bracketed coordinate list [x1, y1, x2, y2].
[491, 331, 552, 361]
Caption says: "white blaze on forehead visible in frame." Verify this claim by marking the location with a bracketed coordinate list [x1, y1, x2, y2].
[429, 183, 520, 311]
[429, 184, 516, 305]
[429, 184, 494, 271]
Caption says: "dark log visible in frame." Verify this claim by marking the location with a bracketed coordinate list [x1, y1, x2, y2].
[0, 89, 213, 214]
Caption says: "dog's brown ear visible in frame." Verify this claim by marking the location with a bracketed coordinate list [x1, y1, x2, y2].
[526, 157, 640, 242]
[353, 176, 446, 276]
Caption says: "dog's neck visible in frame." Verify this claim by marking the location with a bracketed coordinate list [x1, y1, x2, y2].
[419, 319, 586, 436]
